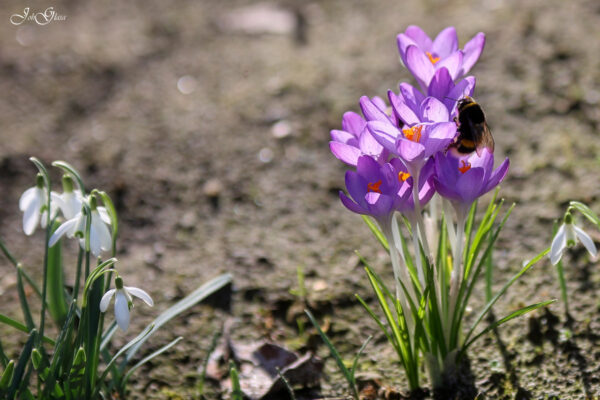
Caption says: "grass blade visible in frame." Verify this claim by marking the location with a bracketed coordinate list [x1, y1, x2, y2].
[16, 266, 35, 331]
[123, 337, 183, 384]
[463, 300, 555, 350]
[350, 335, 372, 380]
[305, 310, 352, 386]
[229, 361, 243, 400]
[361, 215, 389, 251]
[7, 329, 37, 399]
[0, 315, 55, 346]
[463, 248, 549, 346]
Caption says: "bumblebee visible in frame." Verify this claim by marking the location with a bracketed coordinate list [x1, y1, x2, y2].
[451, 96, 494, 155]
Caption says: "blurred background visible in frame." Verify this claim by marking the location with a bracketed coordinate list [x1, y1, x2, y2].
[0, 0, 599, 398]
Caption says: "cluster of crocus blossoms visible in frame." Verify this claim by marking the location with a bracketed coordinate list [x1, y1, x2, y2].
[330, 26, 512, 387]
[331, 25, 508, 284]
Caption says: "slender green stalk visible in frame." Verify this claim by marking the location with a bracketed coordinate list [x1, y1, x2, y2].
[72, 248, 84, 301]
[555, 259, 569, 315]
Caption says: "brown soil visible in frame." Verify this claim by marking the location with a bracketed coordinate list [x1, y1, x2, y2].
[1, 0, 600, 399]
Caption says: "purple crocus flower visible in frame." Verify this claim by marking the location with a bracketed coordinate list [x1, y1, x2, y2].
[433, 148, 509, 220]
[329, 96, 392, 166]
[397, 25, 485, 92]
[426, 68, 476, 115]
[390, 157, 436, 216]
[367, 96, 457, 173]
[339, 155, 399, 224]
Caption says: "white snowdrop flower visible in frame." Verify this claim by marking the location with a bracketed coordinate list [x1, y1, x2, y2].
[19, 174, 57, 235]
[49, 194, 112, 257]
[100, 276, 154, 331]
[550, 213, 598, 265]
[53, 175, 84, 220]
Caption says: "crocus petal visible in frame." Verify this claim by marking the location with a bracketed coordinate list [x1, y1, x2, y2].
[456, 168, 484, 203]
[399, 83, 425, 108]
[388, 90, 420, 126]
[483, 158, 510, 194]
[397, 33, 418, 57]
[23, 197, 42, 235]
[433, 177, 460, 202]
[397, 138, 425, 163]
[405, 45, 435, 91]
[446, 76, 476, 112]
[340, 191, 367, 215]
[48, 218, 79, 247]
[330, 142, 361, 166]
[428, 68, 453, 101]
[436, 51, 463, 81]
[421, 122, 457, 157]
[114, 290, 130, 331]
[360, 96, 389, 122]
[432, 27, 458, 58]
[19, 187, 37, 211]
[405, 25, 433, 51]
[100, 289, 116, 312]
[421, 97, 450, 123]
[359, 130, 385, 159]
[367, 193, 393, 217]
[460, 32, 485, 77]
[345, 170, 368, 208]
[125, 286, 154, 307]
[573, 225, 598, 259]
[341, 111, 366, 136]
[550, 224, 567, 265]
[371, 96, 387, 111]
[330, 129, 357, 144]
[367, 121, 401, 154]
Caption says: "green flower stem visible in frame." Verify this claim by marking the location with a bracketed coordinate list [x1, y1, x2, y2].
[73, 248, 84, 301]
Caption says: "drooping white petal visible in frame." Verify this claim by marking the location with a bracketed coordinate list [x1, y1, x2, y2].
[89, 212, 112, 256]
[19, 187, 37, 211]
[49, 218, 79, 247]
[125, 286, 154, 307]
[99, 289, 117, 312]
[573, 225, 598, 259]
[23, 195, 42, 235]
[60, 191, 83, 220]
[550, 224, 567, 265]
[72, 213, 86, 237]
[114, 290, 130, 331]
[97, 207, 112, 225]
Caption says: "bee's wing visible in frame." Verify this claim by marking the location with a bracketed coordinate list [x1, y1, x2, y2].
[478, 122, 494, 152]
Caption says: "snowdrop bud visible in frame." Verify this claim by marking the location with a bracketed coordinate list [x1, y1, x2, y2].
[72, 347, 86, 366]
[0, 360, 14, 390]
[31, 348, 42, 370]
[62, 175, 74, 193]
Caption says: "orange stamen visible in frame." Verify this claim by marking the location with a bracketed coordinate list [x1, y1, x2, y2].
[458, 160, 471, 174]
[398, 172, 411, 182]
[402, 125, 423, 142]
[426, 51, 440, 64]
[367, 180, 382, 194]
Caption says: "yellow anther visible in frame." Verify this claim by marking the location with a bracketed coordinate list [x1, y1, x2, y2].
[402, 125, 423, 142]
[367, 180, 382, 194]
[426, 51, 440, 64]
